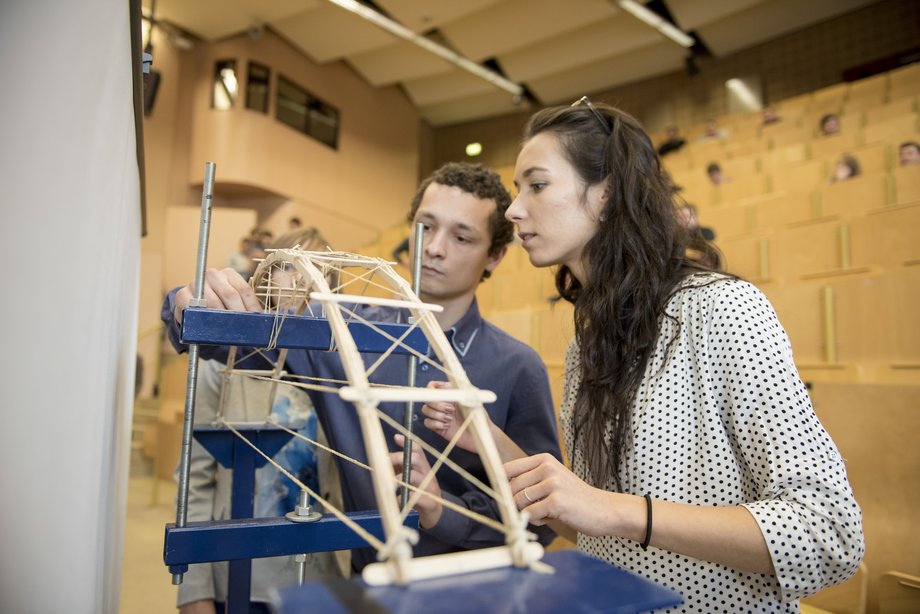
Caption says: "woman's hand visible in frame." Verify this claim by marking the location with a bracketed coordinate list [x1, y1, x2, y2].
[504, 453, 627, 538]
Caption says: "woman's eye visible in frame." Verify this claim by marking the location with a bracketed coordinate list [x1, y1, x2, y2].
[532, 182, 547, 193]
[456, 236, 470, 244]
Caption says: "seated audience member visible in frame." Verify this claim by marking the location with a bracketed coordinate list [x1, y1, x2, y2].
[677, 203, 721, 270]
[179, 227, 342, 614]
[706, 162, 729, 186]
[899, 141, 920, 166]
[390, 237, 410, 267]
[227, 236, 254, 280]
[657, 126, 687, 157]
[761, 106, 781, 126]
[677, 203, 716, 241]
[819, 113, 841, 136]
[700, 118, 728, 141]
[832, 154, 861, 182]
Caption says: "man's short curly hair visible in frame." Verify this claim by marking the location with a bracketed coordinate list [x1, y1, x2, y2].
[407, 163, 515, 278]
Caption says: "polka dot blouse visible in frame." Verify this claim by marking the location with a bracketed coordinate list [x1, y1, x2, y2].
[561, 274, 864, 613]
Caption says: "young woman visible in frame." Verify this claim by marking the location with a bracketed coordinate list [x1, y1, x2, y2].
[423, 100, 863, 612]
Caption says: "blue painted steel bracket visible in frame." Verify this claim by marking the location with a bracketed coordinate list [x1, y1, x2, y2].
[273, 549, 682, 614]
[164, 511, 420, 574]
[180, 308, 428, 355]
[193, 425, 293, 469]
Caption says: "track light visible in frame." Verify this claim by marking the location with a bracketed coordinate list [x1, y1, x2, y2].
[323, 0, 523, 97]
[616, 0, 694, 48]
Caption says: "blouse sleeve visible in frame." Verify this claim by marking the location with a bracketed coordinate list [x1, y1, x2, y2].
[706, 280, 864, 601]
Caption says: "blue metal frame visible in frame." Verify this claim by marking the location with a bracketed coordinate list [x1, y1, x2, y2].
[164, 426, 418, 614]
[180, 308, 429, 355]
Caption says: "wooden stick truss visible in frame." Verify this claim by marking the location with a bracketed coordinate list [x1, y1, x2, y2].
[212, 248, 547, 585]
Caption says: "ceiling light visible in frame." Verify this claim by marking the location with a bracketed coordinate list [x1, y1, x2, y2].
[324, 0, 523, 97]
[465, 142, 483, 157]
[616, 0, 694, 48]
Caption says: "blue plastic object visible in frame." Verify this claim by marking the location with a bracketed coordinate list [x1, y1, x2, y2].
[273, 549, 683, 613]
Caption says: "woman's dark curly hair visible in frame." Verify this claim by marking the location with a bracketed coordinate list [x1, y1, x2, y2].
[523, 102, 719, 490]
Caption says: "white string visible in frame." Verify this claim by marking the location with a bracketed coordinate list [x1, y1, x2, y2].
[374, 409, 497, 501]
[219, 419, 386, 551]
[267, 419, 509, 534]
[333, 303, 447, 378]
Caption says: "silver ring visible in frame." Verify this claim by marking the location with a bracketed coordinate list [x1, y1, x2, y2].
[523, 488, 534, 503]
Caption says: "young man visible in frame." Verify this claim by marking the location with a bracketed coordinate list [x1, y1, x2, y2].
[162, 162, 560, 580]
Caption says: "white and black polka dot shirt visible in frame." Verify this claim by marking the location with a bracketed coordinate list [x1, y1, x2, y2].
[561, 274, 864, 612]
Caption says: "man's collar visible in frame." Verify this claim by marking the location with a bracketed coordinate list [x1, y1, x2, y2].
[443, 298, 482, 358]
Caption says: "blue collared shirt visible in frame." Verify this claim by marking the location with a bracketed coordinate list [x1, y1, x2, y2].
[164, 291, 560, 570]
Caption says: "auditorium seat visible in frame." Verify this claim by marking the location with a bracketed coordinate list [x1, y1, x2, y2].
[718, 233, 770, 281]
[770, 218, 846, 279]
[809, 131, 862, 159]
[759, 277, 826, 363]
[775, 92, 813, 117]
[832, 267, 920, 365]
[686, 139, 727, 167]
[487, 308, 533, 346]
[493, 267, 550, 310]
[811, 81, 849, 111]
[770, 158, 828, 193]
[720, 154, 761, 178]
[878, 571, 920, 613]
[533, 303, 574, 366]
[723, 136, 766, 158]
[846, 72, 888, 109]
[862, 97, 917, 126]
[708, 202, 756, 237]
[807, 383, 920, 614]
[836, 143, 890, 175]
[769, 123, 815, 147]
[863, 113, 919, 147]
[762, 142, 809, 169]
[714, 175, 768, 204]
[887, 62, 920, 102]
[850, 203, 920, 269]
[756, 190, 818, 229]
[820, 172, 890, 219]
[892, 165, 920, 204]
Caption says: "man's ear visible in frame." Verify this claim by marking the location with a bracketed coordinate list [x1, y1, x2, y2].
[484, 244, 508, 275]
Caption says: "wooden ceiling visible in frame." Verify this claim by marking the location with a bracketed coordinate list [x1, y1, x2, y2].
[145, 0, 878, 126]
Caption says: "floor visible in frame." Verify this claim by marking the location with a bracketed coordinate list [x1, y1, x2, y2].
[120, 474, 178, 613]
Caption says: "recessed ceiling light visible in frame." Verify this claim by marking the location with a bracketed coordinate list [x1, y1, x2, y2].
[465, 142, 483, 157]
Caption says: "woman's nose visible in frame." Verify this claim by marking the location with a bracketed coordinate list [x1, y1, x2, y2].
[506, 195, 524, 222]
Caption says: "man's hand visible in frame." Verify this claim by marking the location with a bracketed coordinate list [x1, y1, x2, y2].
[420, 381, 478, 453]
[174, 268, 262, 324]
[389, 434, 443, 529]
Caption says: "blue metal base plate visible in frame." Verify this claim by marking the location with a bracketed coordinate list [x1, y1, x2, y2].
[273, 549, 682, 613]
